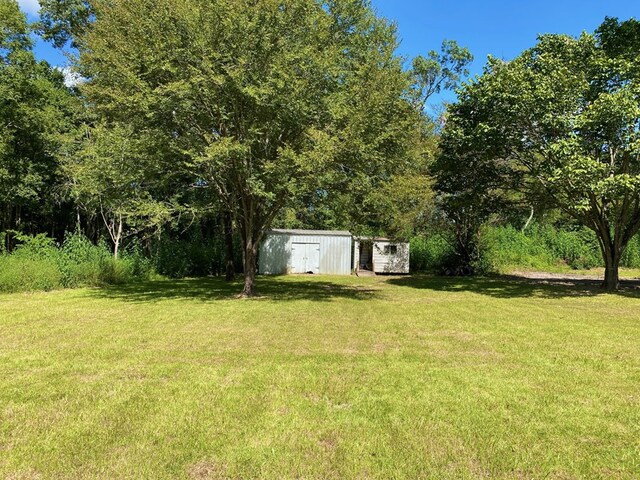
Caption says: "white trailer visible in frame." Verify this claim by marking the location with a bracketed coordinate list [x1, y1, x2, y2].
[353, 237, 410, 274]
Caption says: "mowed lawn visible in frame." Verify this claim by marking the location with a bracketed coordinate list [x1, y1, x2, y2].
[1, 275, 639, 479]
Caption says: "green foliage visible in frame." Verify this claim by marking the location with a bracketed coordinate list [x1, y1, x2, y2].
[436, 18, 640, 289]
[409, 223, 640, 275]
[65, 123, 174, 256]
[0, 0, 78, 238]
[37, 0, 93, 49]
[0, 256, 62, 293]
[153, 227, 242, 279]
[411, 39, 473, 111]
[480, 224, 612, 273]
[596, 16, 640, 63]
[0, 231, 155, 293]
[409, 235, 455, 272]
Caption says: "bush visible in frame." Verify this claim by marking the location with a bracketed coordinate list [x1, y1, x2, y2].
[0, 231, 156, 293]
[410, 234, 456, 272]
[153, 229, 236, 278]
[479, 225, 555, 272]
[0, 256, 62, 293]
[621, 235, 640, 268]
[478, 223, 602, 273]
[58, 233, 111, 287]
[154, 236, 194, 278]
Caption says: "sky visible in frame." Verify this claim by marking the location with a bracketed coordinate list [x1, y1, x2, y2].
[17, 0, 640, 100]
[371, 0, 638, 102]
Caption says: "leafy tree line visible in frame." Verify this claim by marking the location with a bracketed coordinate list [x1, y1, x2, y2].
[0, 0, 78, 245]
[3, 0, 639, 293]
[2, 0, 472, 296]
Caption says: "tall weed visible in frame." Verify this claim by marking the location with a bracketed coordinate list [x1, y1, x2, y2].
[0, 231, 155, 293]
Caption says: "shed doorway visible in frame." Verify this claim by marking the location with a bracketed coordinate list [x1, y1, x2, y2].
[291, 242, 320, 274]
[358, 241, 374, 271]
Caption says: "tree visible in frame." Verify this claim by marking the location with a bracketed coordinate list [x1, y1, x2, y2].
[596, 16, 640, 63]
[410, 39, 473, 112]
[437, 20, 640, 290]
[0, 0, 77, 246]
[64, 123, 173, 258]
[78, 0, 421, 296]
[37, 0, 93, 49]
[275, 42, 469, 239]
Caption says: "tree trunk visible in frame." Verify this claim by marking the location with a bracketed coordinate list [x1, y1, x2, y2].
[224, 211, 235, 282]
[240, 239, 258, 297]
[522, 206, 534, 233]
[603, 250, 621, 291]
[113, 216, 123, 259]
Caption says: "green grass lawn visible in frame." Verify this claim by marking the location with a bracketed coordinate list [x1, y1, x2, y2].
[1, 275, 639, 479]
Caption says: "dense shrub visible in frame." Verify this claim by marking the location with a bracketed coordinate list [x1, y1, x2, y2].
[0, 232, 155, 293]
[0, 256, 63, 292]
[478, 225, 554, 272]
[621, 236, 640, 268]
[410, 235, 455, 272]
[480, 224, 609, 273]
[153, 229, 241, 278]
[0, 233, 63, 292]
[411, 223, 640, 275]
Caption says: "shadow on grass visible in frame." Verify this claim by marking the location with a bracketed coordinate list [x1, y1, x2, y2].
[89, 276, 381, 303]
[387, 274, 640, 299]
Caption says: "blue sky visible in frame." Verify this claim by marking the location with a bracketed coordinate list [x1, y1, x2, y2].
[17, 0, 639, 100]
[371, 0, 638, 101]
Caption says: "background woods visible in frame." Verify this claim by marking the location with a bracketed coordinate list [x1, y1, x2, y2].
[1, 0, 640, 292]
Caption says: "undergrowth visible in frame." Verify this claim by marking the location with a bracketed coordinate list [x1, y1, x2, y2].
[0, 232, 155, 293]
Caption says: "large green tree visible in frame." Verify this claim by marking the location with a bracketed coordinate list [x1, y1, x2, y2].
[0, 0, 76, 245]
[278, 41, 472, 239]
[63, 123, 175, 258]
[77, 0, 421, 296]
[437, 18, 640, 290]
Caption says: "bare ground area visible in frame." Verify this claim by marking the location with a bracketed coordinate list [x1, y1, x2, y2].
[508, 270, 640, 289]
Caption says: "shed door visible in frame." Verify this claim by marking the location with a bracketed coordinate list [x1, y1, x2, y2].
[291, 243, 320, 274]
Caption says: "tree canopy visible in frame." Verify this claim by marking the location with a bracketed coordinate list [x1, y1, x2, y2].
[75, 0, 423, 295]
[0, 0, 76, 244]
[436, 18, 640, 289]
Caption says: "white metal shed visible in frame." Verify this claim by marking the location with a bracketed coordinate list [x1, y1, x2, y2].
[259, 229, 353, 275]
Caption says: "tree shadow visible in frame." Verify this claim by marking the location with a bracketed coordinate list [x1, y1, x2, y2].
[387, 274, 640, 299]
[89, 276, 381, 304]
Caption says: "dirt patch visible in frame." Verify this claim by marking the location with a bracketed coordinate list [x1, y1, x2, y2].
[187, 460, 230, 480]
[511, 271, 604, 281]
[6, 470, 42, 480]
[508, 270, 640, 289]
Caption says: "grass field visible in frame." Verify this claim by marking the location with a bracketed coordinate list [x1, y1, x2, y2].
[1, 275, 639, 479]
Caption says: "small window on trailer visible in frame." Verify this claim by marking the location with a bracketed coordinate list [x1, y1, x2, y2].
[384, 244, 398, 255]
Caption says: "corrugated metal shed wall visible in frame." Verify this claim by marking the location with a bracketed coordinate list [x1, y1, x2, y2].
[259, 231, 353, 275]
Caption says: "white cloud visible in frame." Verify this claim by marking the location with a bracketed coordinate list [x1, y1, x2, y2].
[17, 0, 40, 15]
[56, 66, 84, 88]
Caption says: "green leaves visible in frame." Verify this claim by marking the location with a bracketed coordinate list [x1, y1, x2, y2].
[38, 0, 93, 49]
[436, 17, 640, 287]
[411, 39, 473, 111]
[0, 0, 77, 233]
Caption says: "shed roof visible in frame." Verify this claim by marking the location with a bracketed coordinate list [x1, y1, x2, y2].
[355, 236, 409, 243]
[268, 229, 352, 237]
